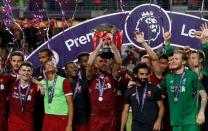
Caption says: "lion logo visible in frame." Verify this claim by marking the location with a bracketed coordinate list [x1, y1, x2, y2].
[135, 11, 161, 42]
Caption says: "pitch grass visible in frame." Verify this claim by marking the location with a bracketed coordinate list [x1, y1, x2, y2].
[126, 112, 132, 131]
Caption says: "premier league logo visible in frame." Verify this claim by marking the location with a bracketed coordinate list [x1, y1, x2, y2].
[125, 4, 171, 49]
[136, 11, 161, 42]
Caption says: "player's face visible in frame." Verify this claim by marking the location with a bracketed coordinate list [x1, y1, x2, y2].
[10, 55, 23, 71]
[172, 53, 185, 70]
[168, 56, 174, 70]
[45, 62, 56, 73]
[160, 58, 168, 73]
[188, 53, 199, 68]
[137, 68, 149, 85]
[38, 52, 52, 65]
[65, 63, 78, 77]
[95, 56, 108, 72]
[19, 66, 33, 81]
[79, 56, 89, 69]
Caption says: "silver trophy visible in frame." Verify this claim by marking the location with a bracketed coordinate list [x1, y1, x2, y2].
[93, 23, 118, 59]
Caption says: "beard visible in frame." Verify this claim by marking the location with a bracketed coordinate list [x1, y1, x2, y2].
[173, 64, 183, 71]
[96, 66, 108, 74]
[137, 78, 148, 86]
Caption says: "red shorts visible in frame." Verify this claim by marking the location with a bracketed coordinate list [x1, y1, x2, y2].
[88, 115, 116, 131]
[0, 115, 7, 131]
[74, 124, 88, 131]
[42, 114, 69, 131]
[8, 115, 34, 131]
[8, 121, 33, 131]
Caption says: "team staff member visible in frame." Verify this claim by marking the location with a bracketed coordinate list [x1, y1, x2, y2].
[121, 63, 164, 131]
[41, 61, 73, 131]
[8, 62, 39, 131]
[160, 51, 207, 131]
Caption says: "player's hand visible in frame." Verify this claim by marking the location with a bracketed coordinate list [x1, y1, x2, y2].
[194, 31, 202, 40]
[153, 119, 161, 130]
[127, 80, 136, 88]
[163, 32, 171, 44]
[134, 31, 145, 44]
[195, 23, 208, 43]
[196, 111, 205, 125]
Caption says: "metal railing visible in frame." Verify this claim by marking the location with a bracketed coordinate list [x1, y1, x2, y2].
[0, 0, 208, 19]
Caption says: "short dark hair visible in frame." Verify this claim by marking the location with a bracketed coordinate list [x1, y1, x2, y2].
[168, 52, 174, 57]
[65, 61, 76, 69]
[133, 63, 150, 74]
[39, 49, 53, 57]
[77, 52, 89, 62]
[10, 51, 24, 61]
[19, 61, 33, 70]
[159, 54, 168, 60]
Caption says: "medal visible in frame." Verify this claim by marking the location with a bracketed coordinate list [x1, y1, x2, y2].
[98, 96, 103, 101]
[135, 84, 147, 112]
[173, 69, 186, 103]
[18, 80, 31, 112]
[73, 79, 80, 100]
[174, 97, 178, 102]
[97, 76, 105, 102]
[46, 75, 57, 104]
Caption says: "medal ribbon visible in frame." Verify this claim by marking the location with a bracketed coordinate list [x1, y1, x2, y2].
[173, 69, 186, 102]
[46, 75, 57, 103]
[73, 79, 80, 100]
[18, 80, 31, 112]
[98, 76, 105, 98]
[135, 84, 147, 112]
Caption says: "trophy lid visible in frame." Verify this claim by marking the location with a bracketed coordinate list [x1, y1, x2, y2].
[94, 23, 117, 33]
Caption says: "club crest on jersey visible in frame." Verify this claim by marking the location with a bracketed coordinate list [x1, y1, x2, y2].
[147, 91, 152, 97]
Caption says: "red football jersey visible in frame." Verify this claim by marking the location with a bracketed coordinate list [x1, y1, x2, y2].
[88, 74, 116, 116]
[0, 74, 16, 115]
[150, 72, 162, 85]
[8, 81, 39, 125]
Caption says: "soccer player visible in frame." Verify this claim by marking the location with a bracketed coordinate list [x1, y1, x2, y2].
[77, 52, 90, 77]
[120, 63, 164, 131]
[135, 32, 162, 85]
[0, 51, 24, 131]
[160, 51, 207, 131]
[33, 48, 65, 80]
[6, 51, 24, 77]
[86, 33, 122, 131]
[195, 23, 208, 131]
[65, 61, 89, 131]
[8, 62, 39, 131]
[0, 74, 16, 131]
[41, 61, 73, 131]
[33, 48, 65, 131]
